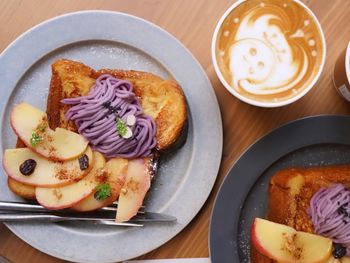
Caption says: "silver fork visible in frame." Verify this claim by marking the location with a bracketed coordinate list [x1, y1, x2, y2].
[0, 213, 143, 227]
[0, 201, 176, 226]
[101, 201, 145, 214]
[0, 201, 144, 214]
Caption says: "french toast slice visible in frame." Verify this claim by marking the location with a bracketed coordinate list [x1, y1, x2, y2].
[251, 166, 350, 262]
[9, 59, 186, 200]
[6, 139, 36, 200]
[8, 176, 36, 199]
[48, 59, 188, 151]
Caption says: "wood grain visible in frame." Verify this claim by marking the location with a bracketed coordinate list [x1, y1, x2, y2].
[0, 0, 350, 262]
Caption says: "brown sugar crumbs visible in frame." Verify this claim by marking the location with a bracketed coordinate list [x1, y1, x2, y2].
[281, 232, 303, 260]
[47, 135, 53, 142]
[48, 145, 57, 159]
[55, 167, 69, 180]
[126, 177, 139, 192]
[55, 167, 80, 181]
[53, 189, 63, 200]
[95, 169, 108, 183]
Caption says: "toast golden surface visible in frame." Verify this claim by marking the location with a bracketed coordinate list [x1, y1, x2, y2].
[251, 166, 350, 262]
[8, 177, 36, 199]
[48, 59, 187, 151]
[10, 59, 187, 199]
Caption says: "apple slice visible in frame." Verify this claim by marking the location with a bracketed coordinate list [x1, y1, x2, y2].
[326, 257, 340, 263]
[73, 158, 128, 211]
[326, 257, 338, 263]
[3, 147, 94, 187]
[10, 102, 88, 161]
[35, 152, 106, 209]
[325, 256, 350, 263]
[116, 158, 151, 222]
[251, 218, 332, 263]
[326, 256, 343, 263]
[342, 257, 350, 263]
[8, 177, 36, 199]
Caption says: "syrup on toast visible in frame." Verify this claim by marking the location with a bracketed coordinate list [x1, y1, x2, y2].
[10, 59, 187, 200]
[251, 166, 350, 262]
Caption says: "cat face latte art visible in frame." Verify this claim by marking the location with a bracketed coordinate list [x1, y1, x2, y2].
[212, 0, 326, 107]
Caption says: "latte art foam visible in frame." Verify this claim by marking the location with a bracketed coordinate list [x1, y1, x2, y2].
[216, 0, 325, 103]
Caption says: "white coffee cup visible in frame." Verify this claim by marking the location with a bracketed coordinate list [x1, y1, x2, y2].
[212, 0, 326, 107]
[333, 41, 350, 101]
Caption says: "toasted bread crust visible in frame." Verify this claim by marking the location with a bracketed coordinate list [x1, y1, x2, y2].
[8, 140, 36, 199]
[48, 59, 96, 130]
[49, 59, 187, 151]
[251, 165, 350, 262]
[8, 177, 36, 200]
[10, 59, 187, 200]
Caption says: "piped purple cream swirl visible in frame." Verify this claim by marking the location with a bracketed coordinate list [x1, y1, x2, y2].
[309, 184, 350, 256]
[61, 74, 156, 158]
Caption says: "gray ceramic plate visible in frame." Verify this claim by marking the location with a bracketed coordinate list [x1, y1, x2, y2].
[209, 115, 350, 263]
[0, 11, 222, 263]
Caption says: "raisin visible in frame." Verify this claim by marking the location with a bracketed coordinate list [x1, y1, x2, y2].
[19, 159, 37, 176]
[333, 244, 347, 259]
[79, 154, 89, 170]
[79, 154, 89, 171]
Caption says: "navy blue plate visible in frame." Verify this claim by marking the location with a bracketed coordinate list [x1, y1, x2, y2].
[209, 115, 350, 263]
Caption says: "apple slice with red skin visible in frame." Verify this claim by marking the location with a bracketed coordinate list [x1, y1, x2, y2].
[251, 218, 332, 263]
[35, 152, 105, 210]
[116, 158, 151, 223]
[3, 147, 94, 187]
[10, 102, 88, 161]
[73, 158, 128, 211]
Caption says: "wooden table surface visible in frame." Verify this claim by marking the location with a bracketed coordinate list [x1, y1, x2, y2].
[0, 0, 350, 262]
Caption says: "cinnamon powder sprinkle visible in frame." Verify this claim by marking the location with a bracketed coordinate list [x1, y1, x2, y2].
[95, 169, 108, 183]
[47, 135, 54, 142]
[48, 146, 57, 160]
[53, 189, 63, 200]
[55, 167, 80, 181]
[126, 177, 139, 192]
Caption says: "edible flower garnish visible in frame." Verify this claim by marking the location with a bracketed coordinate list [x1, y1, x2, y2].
[94, 183, 112, 201]
[116, 118, 128, 137]
[30, 132, 42, 147]
[29, 122, 47, 147]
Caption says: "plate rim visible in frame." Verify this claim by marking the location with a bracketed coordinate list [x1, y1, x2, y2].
[209, 114, 350, 263]
[0, 10, 223, 263]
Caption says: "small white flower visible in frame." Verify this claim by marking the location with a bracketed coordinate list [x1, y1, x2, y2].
[126, 114, 136, 126]
[122, 127, 133, 139]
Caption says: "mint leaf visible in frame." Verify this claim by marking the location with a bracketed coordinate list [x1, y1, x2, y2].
[94, 183, 112, 201]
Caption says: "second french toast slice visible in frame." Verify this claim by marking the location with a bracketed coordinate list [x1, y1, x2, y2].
[251, 165, 350, 263]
